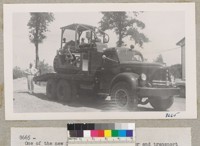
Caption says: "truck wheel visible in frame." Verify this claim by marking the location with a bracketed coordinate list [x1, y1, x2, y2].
[149, 96, 174, 111]
[46, 79, 57, 100]
[110, 82, 137, 111]
[56, 80, 72, 102]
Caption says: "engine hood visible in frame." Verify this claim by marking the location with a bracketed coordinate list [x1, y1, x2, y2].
[119, 61, 167, 77]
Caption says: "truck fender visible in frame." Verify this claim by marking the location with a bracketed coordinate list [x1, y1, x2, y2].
[109, 72, 139, 93]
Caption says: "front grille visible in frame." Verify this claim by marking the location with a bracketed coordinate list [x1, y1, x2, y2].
[152, 69, 167, 81]
[149, 68, 171, 87]
[152, 80, 171, 87]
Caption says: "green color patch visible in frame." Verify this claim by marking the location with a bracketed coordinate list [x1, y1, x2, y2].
[112, 130, 118, 137]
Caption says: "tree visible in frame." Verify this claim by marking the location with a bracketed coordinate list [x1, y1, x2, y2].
[170, 64, 182, 79]
[13, 66, 26, 79]
[27, 13, 54, 68]
[99, 12, 149, 47]
[154, 54, 164, 64]
[38, 60, 54, 75]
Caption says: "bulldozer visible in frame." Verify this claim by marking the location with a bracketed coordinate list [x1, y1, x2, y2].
[53, 23, 109, 74]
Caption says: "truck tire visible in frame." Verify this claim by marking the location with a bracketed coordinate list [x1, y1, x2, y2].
[56, 80, 72, 102]
[149, 96, 174, 111]
[46, 79, 57, 100]
[110, 82, 137, 111]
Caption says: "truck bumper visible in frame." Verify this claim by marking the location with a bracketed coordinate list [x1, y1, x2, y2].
[137, 87, 180, 99]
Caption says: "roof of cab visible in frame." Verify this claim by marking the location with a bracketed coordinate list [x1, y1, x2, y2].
[116, 47, 143, 55]
[104, 47, 143, 56]
[60, 23, 96, 31]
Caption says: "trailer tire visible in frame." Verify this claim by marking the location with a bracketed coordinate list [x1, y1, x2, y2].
[46, 79, 57, 100]
[56, 80, 72, 102]
[149, 96, 174, 111]
[110, 82, 137, 111]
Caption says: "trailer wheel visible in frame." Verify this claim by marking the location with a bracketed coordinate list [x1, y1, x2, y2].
[56, 80, 72, 102]
[110, 82, 137, 111]
[46, 79, 57, 100]
[149, 96, 174, 111]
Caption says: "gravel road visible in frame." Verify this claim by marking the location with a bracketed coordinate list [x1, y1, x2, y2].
[13, 77, 185, 113]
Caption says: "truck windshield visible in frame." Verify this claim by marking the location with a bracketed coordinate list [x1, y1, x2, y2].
[117, 49, 143, 62]
[62, 29, 75, 46]
[62, 29, 75, 45]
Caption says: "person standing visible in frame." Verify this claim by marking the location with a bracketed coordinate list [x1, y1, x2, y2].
[81, 38, 85, 44]
[24, 63, 38, 94]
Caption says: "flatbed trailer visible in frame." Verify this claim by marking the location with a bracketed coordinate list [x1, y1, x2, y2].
[33, 72, 96, 103]
[34, 73, 94, 82]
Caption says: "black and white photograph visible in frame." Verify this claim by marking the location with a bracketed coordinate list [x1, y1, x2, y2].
[4, 3, 196, 119]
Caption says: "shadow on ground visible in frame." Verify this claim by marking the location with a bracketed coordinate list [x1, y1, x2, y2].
[17, 91, 157, 112]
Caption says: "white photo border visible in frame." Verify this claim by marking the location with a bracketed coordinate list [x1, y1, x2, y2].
[4, 3, 197, 120]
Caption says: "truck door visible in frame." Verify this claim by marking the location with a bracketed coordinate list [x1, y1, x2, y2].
[100, 50, 119, 91]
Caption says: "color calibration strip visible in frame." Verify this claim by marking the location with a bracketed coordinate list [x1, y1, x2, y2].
[67, 123, 135, 144]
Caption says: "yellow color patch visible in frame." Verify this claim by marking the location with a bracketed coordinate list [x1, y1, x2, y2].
[104, 130, 111, 137]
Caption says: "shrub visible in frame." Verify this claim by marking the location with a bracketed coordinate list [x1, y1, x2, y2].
[169, 64, 182, 79]
[13, 66, 26, 79]
[38, 60, 54, 75]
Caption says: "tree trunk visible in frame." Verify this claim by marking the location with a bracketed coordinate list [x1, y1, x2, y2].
[35, 15, 39, 69]
[117, 15, 123, 47]
[35, 43, 39, 69]
[118, 32, 123, 47]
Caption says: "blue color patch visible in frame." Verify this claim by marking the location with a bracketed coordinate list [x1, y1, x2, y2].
[118, 130, 126, 137]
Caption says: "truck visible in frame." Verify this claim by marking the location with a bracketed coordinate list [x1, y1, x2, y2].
[34, 23, 180, 111]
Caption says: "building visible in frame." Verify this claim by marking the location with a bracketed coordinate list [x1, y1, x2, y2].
[176, 37, 185, 80]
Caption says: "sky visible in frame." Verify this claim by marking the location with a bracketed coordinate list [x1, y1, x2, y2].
[13, 11, 184, 69]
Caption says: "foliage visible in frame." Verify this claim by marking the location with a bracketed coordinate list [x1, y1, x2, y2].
[169, 64, 182, 79]
[154, 54, 164, 64]
[27, 12, 54, 68]
[13, 66, 26, 79]
[13, 61, 53, 79]
[38, 60, 54, 75]
[99, 12, 149, 47]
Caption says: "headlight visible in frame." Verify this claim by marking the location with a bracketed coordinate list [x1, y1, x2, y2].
[141, 73, 147, 81]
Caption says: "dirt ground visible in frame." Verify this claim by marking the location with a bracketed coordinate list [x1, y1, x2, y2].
[13, 77, 185, 113]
